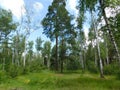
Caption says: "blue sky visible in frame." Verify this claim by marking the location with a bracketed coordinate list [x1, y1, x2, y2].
[24, 0, 53, 42]
[0, 0, 90, 50]
[0, 0, 80, 40]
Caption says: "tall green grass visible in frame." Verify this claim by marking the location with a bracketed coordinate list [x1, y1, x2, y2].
[0, 70, 120, 90]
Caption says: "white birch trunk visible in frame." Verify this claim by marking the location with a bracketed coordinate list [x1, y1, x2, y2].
[91, 11, 104, 78]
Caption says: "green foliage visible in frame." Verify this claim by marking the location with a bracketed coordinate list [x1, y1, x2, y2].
[42, 41, 51, 57]
[50, 45, 56, 70]
[42, 0, 76, 71]
[116, 70, 120, 80]
[0, 71, 7, 83]
[35, 37, 43, 52]
[27, 41, 34, 59]
[104, 63, 120, 75]
[87, 61, 99, 73]
[66, 59, 80, 70]
[12, 35, 26, 54]
[0, 8, 17, 39]
[66, 54, 80, 70]
[6, 64, 23, 78]
[28, 60, 45, 73]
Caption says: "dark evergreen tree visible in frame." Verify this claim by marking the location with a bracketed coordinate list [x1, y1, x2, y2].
[42, 0, 76, 72]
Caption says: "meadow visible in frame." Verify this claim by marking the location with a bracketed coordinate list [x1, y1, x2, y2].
[0, 70, 120, 90]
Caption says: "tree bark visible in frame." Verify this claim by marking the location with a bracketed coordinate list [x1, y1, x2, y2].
[60, 39, 64, 73]
[47, 55, 50, 69]
[105, 36, 109, 64]
[83, 49, 86, 70]
[96, 25, 104, 78]
[55, 36, 58, 71]
[80, 50, 84, 71]
[97, 42, 104, 78]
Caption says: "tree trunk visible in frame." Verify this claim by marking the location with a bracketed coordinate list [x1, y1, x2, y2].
[15, 34, 19, 66]
[23, 54, 26, 67]
[80, 50, 84, 71]
[91, 11, 104, 78]
[60, 59, 63, 73]
[47, 55, 50, 69]
[94, 46, 98, 67]
[83, 49, 86, 69]
[23, 38, 27, 67]
[105, 36, 109, 64]
[99, 0, 120, 65]
[96, 26, 104, 78]
[60, 39, 64, 73]
[12, 49, 15, 64]
[55, 36, 58, 71]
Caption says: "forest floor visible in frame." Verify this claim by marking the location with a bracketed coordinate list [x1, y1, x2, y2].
[0, 70, 120, 90]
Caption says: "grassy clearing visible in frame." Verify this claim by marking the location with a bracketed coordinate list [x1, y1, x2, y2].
[0, 70, 120, 90]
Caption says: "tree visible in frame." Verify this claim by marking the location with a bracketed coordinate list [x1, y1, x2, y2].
[80, 31, 87, 71]
[0, 8, 17, 71]
[77, 0, 120, 78]
[41, 0, 60, 71]
[42, 41, 51, 69]
[27, 41, 34, 62]
[0, 9, 17, 42]
[18, 4, 41, 67]
[12, 35, 25, 66]
[35, 37, 43, 54]
[59, 39, 67, 73]
[99, 0, 120, 65]
[50, 45, 56, 70]
[77, 0, 120, 67]
[42, 0, 76, 72]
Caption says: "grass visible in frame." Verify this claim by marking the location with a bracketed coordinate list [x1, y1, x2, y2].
[0, 70, 120, 90]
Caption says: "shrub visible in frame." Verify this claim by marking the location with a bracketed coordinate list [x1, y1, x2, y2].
[66, 59, 80, 70]
[28, 60, 45, 73]
[103, 63, 119, 75]
[116, 69, 120, 80]
[6, 64, 23, 78]
[87, 61, 99, 73]
[0, 71, 7, 83]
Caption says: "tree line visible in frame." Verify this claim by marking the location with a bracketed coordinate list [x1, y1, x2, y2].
[0, 0, 120, 78]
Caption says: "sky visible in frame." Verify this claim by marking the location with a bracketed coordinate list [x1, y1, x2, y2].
[0, 0, 89, 50]
[0, 0, 115, 49]
[0, 0, 79, 39]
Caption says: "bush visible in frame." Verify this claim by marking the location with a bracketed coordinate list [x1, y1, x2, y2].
[66, 59, 80, 70]
[116, 70, 120, 80]
[6, 64, 23, 78]
[21, 66, 29, 75]
[0, 71, 7, 83]
[87, 61, 99, 73]
[103, 63, 119, 75]
[28, 60, 45, 73]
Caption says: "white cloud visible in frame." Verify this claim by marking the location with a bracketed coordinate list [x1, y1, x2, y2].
[98, 6, 120, 28]
[105, 6, 120, 18]
[66, 0, 78, 17]
[0, 0, 25, 20]
[83, 26, 89, 38]
[66, 0, 79, 27]
[33, 2, 44, 12]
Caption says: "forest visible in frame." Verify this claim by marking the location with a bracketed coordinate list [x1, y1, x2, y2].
[0, 0, 120, 90]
